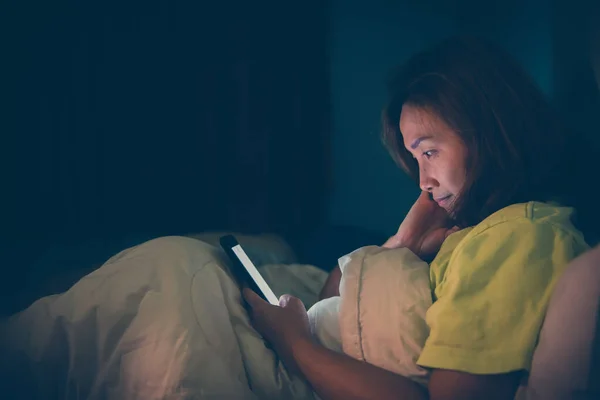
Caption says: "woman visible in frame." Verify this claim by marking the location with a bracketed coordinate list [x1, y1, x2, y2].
[245, 36, 593, 399]
[1, 36, 594, 399]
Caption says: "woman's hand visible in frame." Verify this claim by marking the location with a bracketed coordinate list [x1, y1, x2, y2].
[243, 289, 312, 373]
[384, 191, 459, 260]
[319, 191, 457, 300]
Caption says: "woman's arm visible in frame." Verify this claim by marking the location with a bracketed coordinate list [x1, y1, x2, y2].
[319, 193, 457, 301]
[291, 336, 428, 400]
[245, 289, 521, 400]
[318, 265, 341, 300]
[292, 337, 521, 400]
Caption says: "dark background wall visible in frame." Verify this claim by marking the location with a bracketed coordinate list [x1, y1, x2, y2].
[1, 0, 332, 314]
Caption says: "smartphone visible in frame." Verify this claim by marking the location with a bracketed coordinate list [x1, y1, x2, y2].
[219, 234, 279, 305]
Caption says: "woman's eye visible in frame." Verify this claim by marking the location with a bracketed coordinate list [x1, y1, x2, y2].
[423, 150, 437, 159]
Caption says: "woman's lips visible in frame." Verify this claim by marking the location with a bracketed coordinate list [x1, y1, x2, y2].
[435, 194, 452, 206]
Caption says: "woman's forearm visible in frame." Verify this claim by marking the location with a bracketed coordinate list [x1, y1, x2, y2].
[318, 265, 341, 300]
[292, 338, 428, 400]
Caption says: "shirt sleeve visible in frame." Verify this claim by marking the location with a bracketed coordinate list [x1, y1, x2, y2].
[417, 219, 579, 374]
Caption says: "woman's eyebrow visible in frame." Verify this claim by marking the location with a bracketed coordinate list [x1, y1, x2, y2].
[410, 135, 434, 149]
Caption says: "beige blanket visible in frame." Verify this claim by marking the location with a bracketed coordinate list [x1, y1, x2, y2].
[1, 236, 325, 400]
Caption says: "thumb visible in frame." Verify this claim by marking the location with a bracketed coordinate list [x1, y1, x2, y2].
[279, 294, 306, 312]
[279, 294, 292, 307]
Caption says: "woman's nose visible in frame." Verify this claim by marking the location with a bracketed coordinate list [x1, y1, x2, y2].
[419, 169, 438, 192]
[420, 182, 433, 192]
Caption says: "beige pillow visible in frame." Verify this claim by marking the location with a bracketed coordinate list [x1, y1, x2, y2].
[338, 246, 432, 386]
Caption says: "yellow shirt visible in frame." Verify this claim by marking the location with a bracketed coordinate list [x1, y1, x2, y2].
[417, 202, 589, 374]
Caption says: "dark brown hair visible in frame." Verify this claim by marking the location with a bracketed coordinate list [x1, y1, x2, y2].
[382, 36, 589, 231]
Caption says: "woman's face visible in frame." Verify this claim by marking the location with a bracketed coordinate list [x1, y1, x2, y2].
[400, 104, 468, 212]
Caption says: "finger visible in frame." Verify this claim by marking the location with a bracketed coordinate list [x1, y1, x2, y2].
[243, 288, 265, 309]
[445, 226, 460, 238]
[419, 191, 432, 202]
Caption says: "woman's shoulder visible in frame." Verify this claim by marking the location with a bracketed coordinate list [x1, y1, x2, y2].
[468, 201, 586, 244]
[436, 201, 589, 281]
[430, 202, 588, 295]
[440, 202, 589, 266]
[432, 201, 588, 279]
